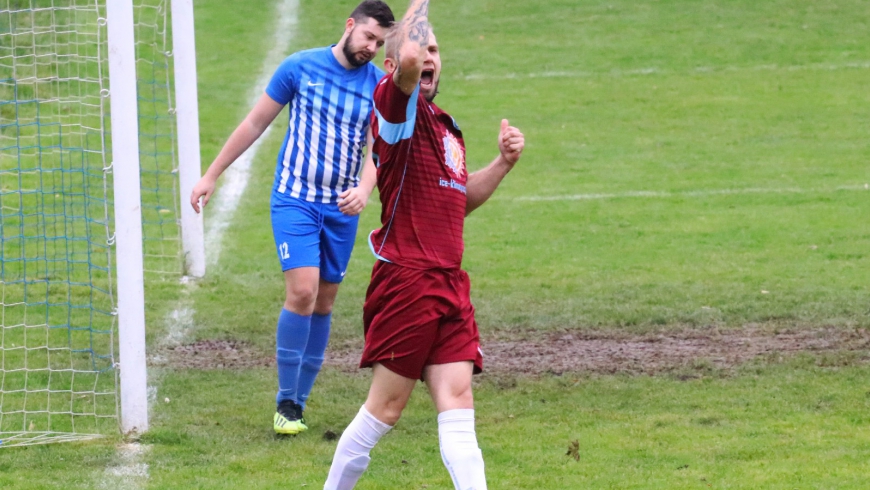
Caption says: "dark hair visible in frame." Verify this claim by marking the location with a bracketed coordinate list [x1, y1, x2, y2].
[350, 0, 395, 28]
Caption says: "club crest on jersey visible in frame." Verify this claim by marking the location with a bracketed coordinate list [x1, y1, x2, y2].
[442, 132, 465, 178]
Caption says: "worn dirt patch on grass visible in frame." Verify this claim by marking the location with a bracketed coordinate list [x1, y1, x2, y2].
[156, 326, 870, 376]
[153, 339, 274, 370]
[480, 326, 870, 376]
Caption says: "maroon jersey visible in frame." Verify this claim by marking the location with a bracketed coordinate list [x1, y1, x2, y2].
[368, 75, 467, 270]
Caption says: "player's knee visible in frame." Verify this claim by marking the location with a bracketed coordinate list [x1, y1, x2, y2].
[313, 286, 339, 314]
[451, 382, 473, 402]
[378, 408, 403, 426]
[313, 300, 335, 316]
[432, 382, 473, 412]
[365, 400, 405, 426]
[285, 285, 317, 311]
[381, 401, 406, 425]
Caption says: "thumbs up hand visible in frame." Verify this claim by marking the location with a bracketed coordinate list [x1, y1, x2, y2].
[498, 119, 525, 165]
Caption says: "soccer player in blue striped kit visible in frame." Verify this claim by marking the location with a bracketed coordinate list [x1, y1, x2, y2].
[190, 1, 395, 435]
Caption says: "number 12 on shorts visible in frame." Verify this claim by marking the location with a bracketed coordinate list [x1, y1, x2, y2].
[279, 242, 290, 260]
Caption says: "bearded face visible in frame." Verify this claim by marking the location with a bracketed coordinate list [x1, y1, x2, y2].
[342, 34, 372, 67]
[341, 20, 384, 68]
[419, 32, 441, 102]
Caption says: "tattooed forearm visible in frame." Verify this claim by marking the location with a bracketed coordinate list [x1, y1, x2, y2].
[403, 0, 430, 46]
[392, 0, 430, 86]
[408, 20, 430, 45]
[411, 0, 429, 19]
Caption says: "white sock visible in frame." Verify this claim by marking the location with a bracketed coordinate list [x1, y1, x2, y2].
[438, 409, 487, 490]
[324, 405, 392, 490]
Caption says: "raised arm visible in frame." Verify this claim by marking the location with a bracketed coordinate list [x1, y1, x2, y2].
[465, 119, 526, 216]
[391, 0, 430, 94]
[190, 93, 284, 213]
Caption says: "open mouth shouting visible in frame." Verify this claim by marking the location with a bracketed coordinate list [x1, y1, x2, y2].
[420, 68, 435, 89]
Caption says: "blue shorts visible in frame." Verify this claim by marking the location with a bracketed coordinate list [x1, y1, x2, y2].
[270, 195, 359, 284]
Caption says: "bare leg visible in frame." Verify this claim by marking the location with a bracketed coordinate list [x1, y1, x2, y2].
[424, 361, 474, 412]
[324, 364, 416, 489]
[365, 363, 417, 425]
[314, 278, 340, 315]
[283, 266, 320, 314]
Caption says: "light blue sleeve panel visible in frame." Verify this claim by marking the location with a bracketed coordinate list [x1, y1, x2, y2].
[375, 83, 420, 145]
[265, 54, 301, 105]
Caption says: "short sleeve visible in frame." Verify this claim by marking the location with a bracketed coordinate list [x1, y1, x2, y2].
[373, 74, 420, 144]
[265, 54, 300, 105]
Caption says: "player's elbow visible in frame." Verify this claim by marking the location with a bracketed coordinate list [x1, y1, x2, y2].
[243, 112, 271, 136]
[465, 199, 482, 216]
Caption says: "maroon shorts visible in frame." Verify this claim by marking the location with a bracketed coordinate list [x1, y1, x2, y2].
[360, 260, 484, 380]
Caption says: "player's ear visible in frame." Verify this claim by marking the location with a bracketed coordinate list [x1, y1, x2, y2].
[384, 57, 396, 73]
[345, 17, 355, 34]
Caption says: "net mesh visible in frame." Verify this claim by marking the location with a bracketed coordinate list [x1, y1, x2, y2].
[0, 0, 183, 448]
[0, 0, 118, 447]
[135, 0, 181, 277]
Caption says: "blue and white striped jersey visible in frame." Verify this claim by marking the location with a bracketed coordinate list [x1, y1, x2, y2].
[266, 46, 385, 204]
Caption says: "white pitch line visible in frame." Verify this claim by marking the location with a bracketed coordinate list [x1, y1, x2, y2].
[454, 60, 870, 81]
[509, 184, 870, 202]
[97, 443, 151, 490]
[151, 278, 197, 367]
[204, 0, 299, 267]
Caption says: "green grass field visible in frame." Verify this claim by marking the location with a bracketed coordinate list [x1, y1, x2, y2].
[3, 0, 870, 488]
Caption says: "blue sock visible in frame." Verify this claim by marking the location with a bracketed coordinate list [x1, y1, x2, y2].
[296, 312, 331, 409]
[275, 309, 312, 405]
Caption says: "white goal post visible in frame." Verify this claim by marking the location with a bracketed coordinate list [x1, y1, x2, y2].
[107, 0, 148, 436]
[0, 0, 204, 446]
[170, 0, 204, 278]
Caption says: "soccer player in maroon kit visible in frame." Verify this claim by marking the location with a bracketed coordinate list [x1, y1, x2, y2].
[323, 1, 525, 489]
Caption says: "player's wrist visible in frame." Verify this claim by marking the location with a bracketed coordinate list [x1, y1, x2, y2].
[496, 152, 517, 169]
[202, 168, 222, 182]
